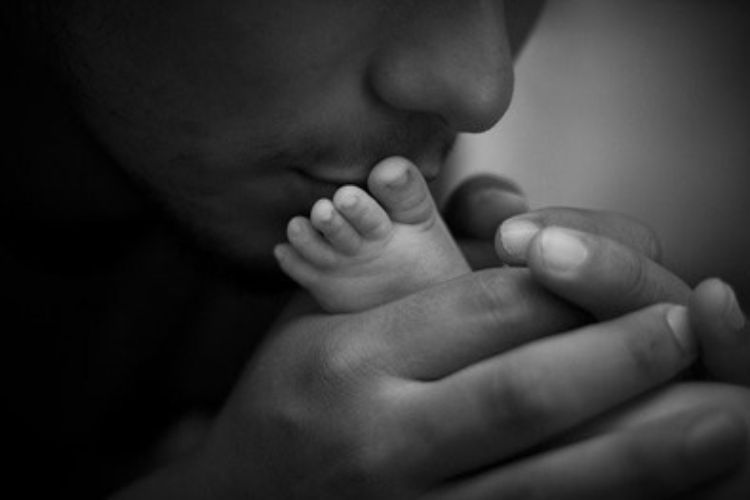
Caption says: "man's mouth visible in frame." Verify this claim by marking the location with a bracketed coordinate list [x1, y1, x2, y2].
[295, 166, 371, 189]
[295, 156, 440, 189]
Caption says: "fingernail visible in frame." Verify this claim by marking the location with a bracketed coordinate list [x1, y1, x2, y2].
[721, 281, 747, 332]
[686, 412, 747, 476]
[538, 227, 588, 274]
[499, 219, 540, 259]
[666, 305, 696, 356]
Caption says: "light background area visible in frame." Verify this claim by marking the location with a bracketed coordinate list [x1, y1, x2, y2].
[451, 0, 750, 302]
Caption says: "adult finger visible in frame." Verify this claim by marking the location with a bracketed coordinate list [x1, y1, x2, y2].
[371, 266, 586, 380]
[442, 174, 528, 269]
[689, 279, 750, 385]
[429, 409, 748, 500]
[518, 226, 690, 320]
[577, 382, 750, 500]
[443, 174, 528, 240]
[497, 207, 661, 264]
[409, 304, 696, 476]
[458, 240, 505, 270]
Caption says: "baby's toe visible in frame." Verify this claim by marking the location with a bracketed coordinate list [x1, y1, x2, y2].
[333, 185, 392, 240]
[310, 198, 362, 255]
[273, 243, 321, 290]
[368, 157, 437, 226]
[286, 216, 337, 268]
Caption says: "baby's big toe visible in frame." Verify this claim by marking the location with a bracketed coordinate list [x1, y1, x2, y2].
[368, 157, 437, 226]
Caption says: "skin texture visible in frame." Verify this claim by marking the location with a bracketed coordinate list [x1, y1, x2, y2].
[114, 208, 750, 498]
[53, 0, 515, 267]
[276, 157, 470, 312]
[4, 1, 749, 498]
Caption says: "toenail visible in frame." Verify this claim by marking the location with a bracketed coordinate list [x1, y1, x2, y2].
[314, 200, 334, 222]
[337, 190, 358, 209]
[380, 162, 410, 189]
[288, 218, 304, 234]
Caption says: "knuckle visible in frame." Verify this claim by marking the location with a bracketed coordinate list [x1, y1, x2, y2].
[609, 212, 663, 262]
[317, 333, 379, 385]
[314, 427, 404, 498]
[483, 366, 550, 436]
[471, 268, 525, 325]
[335, 386, 415, 495]
[613, 245, 654, 304]
[620, 306, 677, 381]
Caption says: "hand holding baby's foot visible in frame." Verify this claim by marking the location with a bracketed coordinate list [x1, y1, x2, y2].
[275, 157, 470, 312]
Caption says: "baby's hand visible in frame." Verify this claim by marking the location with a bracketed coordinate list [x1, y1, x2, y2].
[689, 279, 750, 385]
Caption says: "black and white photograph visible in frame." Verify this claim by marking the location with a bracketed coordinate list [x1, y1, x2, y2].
[3, 1, 749, 498]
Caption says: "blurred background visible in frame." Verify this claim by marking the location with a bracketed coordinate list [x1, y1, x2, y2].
[451, 0, 750, 303]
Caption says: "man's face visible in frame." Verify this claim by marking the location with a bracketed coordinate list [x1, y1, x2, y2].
[60, 0, 526, 266]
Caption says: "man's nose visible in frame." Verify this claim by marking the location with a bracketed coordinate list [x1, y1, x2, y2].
[368, 1, 514, 134]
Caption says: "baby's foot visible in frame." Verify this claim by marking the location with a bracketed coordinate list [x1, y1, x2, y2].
[274, 157, 470, 312]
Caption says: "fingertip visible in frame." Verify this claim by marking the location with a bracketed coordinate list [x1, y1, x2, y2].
[691, 278, 747, 343]
[443, 175, 528, 240]
[530, 227, 589, 278]
[496, 217, 540, 264]
[720, 281, 746, 331]
[665, 304, 697, 358]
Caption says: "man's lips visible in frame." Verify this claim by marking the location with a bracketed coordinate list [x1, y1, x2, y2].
[293, 157, 439, 188]
[294, 168, 370, 188]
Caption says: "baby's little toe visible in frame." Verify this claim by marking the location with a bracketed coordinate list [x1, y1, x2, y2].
[274, 243, 321, 290]
[286, 216, 337, 268]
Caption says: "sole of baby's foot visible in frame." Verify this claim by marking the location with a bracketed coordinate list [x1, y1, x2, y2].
[275, 157, 470, 313]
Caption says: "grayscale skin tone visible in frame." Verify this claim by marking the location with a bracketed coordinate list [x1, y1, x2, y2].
[7, 0, 749, 498]
[275, 156, 471, 312]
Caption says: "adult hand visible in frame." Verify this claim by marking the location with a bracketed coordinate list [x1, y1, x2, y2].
[112, 177, 748, 499]
[442, 174, 528, 269]
[689, 279, 750, 385]
[583, 382, 750, 500]
[446, 178, 750, 495]
[492, 206, 750, 497]
[495, 206, 750, 384]
[190, 268, 733, 499]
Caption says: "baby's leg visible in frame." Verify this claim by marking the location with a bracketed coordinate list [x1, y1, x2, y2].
[275, 157, 470, 312]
